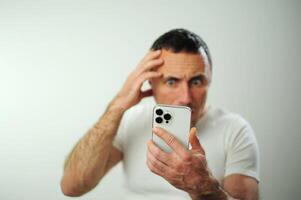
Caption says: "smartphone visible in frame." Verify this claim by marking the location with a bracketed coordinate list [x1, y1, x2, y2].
[152, 104, 191, 152]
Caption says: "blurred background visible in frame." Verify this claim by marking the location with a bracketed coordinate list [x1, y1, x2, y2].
[0, 0, 300, 199]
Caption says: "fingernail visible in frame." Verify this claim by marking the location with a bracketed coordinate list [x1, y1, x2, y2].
[153, 127, 158, 132]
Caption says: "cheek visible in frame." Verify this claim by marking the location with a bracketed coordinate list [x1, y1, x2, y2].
[191, 87, 208, 103]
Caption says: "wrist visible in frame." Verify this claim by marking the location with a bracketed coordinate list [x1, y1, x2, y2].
[108, 96, 129, 113]
[189, 176, 227, 200]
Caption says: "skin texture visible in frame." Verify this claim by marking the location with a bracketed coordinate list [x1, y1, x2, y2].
[61, 49, 259, 200]
[147, 49, 259, 200]
[150, 49, 211, 126]
[61, 50, 163, 196]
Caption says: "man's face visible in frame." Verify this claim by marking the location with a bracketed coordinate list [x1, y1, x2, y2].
[150, 49, 211, 126]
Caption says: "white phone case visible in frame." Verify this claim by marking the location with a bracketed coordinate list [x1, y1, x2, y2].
[152, 104, 191, 152]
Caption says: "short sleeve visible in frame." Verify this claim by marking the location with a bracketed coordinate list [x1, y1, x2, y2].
[224, 116, 260, 182]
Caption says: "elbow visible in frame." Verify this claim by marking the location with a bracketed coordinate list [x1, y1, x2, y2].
[60, 176, 86, 197]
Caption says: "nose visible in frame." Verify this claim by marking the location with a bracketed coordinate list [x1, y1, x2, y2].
[177, 82, 192, 106]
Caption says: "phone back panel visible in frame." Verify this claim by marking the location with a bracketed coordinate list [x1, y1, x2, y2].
[152, 104, 191, 152]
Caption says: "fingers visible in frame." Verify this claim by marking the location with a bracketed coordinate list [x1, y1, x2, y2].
[142, 57, 164, 71]
[135, 50, 163, 76]
[147, 140, 171, 165]
[142, 49, 161, 63]
[189, 127, 206, 155]
[133, 71, 162, 92]
[189, 127, 201, 150]
[152, 127, 190, 160]
[147, 141, 183, 181]
[135, 58, 163, 76]
[148, 140, 188, 174]
[147, 147, 171, 176]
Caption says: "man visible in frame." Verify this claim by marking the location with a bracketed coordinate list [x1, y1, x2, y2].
[61, 29, 259, 200]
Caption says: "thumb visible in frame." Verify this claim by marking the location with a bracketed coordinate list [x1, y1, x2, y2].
[189, 127, 205, 155]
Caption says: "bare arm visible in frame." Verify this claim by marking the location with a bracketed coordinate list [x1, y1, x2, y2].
[60, 50, 164, 197]
[187, 173, 258, 200]
[60, 104, 125, 196]
[222, 174, 259, 200]
[187, 174, 258, 200]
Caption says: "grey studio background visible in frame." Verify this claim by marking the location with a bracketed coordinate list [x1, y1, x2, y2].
[0, 0, 300, 200]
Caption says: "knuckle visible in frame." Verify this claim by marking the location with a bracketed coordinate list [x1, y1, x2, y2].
[156, 128, 163, 136]
[182, 153, 192, 163]
[153, 148, 161, 158]
[153, 160, 163, 172]
[143, 62, 151, 69]
[139, 72, 151, 81]
[149, 153, 156, 163]
[149, 157, 166, 173]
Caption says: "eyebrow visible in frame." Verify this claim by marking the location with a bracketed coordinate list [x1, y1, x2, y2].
[163, 76, 180, 81]
[189, 74, 206, 81]
[163, 73, 207, 81]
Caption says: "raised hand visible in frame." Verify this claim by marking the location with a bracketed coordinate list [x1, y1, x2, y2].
[111, 50, 163, 111]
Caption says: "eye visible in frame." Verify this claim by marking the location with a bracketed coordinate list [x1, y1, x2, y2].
[189, 76, 208, 87]
[166, 78, 177, 86]
[190, 78, 202, 86]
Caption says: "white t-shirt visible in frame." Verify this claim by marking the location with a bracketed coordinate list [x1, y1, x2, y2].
[113, 98, 260, 200]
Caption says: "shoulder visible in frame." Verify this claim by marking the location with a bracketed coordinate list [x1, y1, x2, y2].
[204, 106, 256, 141]
[122, 98, 155, 124]
[203, 106, 250, 129]
[210, 106, 258, 147]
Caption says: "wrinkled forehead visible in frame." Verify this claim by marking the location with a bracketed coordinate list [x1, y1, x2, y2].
[157, 50, 209, 78]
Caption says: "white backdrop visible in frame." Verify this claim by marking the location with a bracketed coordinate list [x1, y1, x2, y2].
[0, 0, 300, 200]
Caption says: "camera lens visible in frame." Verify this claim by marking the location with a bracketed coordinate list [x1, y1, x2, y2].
[155, 109, 163, 115]
[163, 113, 171, 120]
[155, 117, 163, 123]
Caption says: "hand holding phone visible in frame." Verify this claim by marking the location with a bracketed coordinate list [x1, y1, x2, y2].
[152, 104, 191, 152]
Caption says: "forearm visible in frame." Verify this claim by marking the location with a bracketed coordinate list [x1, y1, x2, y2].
[61, 100, 125, 195]
[189, 175, 229, 200]
[189, 173, 258, 200]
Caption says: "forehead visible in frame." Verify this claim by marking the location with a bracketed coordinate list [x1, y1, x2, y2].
[158, 50, 206, 78]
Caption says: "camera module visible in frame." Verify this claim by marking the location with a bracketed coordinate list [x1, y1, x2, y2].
[155, 117, 163, 123]
[155, 108, 163, 116]
[163, 113, 171, 120]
